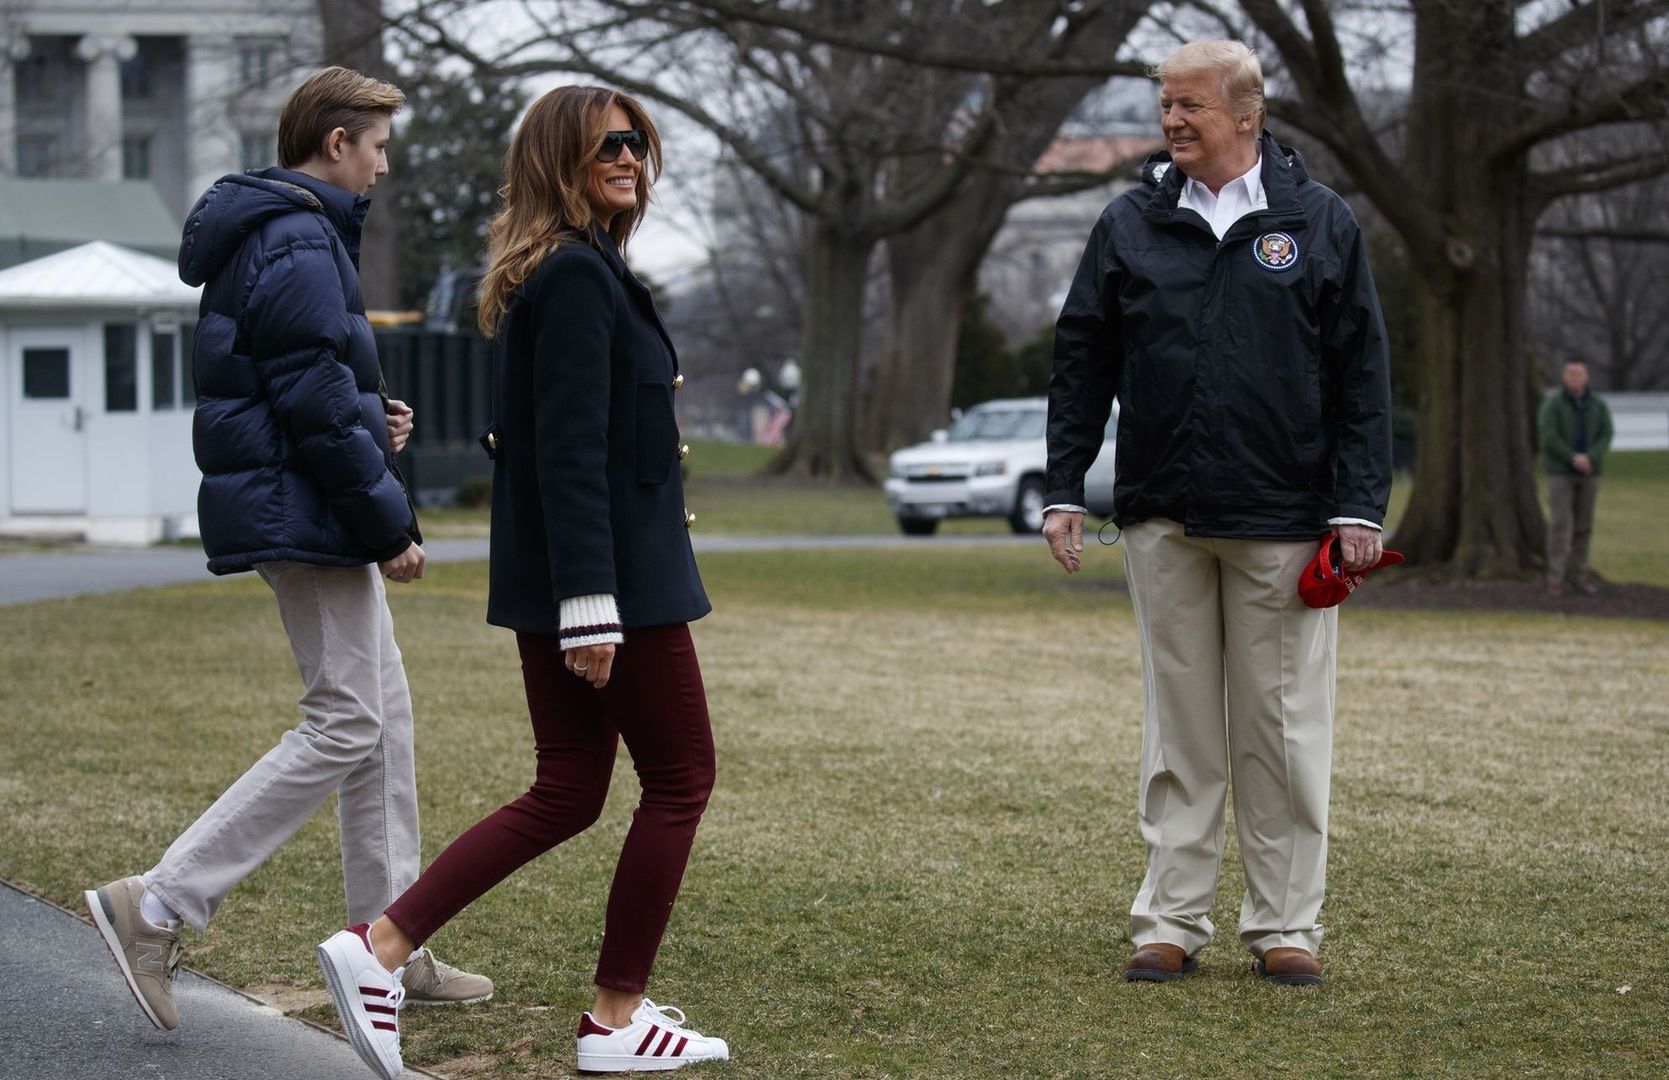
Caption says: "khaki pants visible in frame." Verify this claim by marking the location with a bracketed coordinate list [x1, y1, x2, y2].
[1122, 519, 1336, 957]
[1546, 473, 1600, 583]
[144, 561, 420, 929]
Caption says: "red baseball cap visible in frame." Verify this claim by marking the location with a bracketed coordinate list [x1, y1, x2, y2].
[1298, 535, 1404, 608]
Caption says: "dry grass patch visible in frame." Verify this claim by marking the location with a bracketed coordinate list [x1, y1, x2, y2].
[1, 549, 1666, 1077]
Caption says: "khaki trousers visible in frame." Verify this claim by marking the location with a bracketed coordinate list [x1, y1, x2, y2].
[1546, 473, 1600, 582]
[143, 561, 420, 929]
[1122, 519, 1336, 957]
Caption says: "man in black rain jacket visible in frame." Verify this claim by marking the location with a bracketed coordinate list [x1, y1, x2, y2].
[1041, 41, 1391, 989]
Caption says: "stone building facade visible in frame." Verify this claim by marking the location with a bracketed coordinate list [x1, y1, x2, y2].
[0, 1, 323, 223]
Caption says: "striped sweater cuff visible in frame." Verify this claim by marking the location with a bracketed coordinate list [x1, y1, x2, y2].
[559, 593, 624, 650]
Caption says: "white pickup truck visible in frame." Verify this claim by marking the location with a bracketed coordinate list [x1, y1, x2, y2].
[883, 397, 1118, 535]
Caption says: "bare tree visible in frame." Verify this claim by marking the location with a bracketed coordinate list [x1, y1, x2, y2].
[868, 16, 1150, 453]
[1532, 176, 1669, 391]
[1197, 0, 1669, 576]
[389, 0, 1156, 478]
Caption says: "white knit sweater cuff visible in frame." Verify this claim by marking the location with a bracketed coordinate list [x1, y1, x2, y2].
[558, 594, 624, 650]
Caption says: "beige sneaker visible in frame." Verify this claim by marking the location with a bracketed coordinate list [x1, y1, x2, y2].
[400, 948, 493, 1005]
[85, 876, 183, 1030]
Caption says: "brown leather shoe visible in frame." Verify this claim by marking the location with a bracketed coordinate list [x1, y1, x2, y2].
[1255, 947, 1322, 987]
[1123, 942, 1199, 983]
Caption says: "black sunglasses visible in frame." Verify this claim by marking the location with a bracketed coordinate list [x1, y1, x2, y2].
[597, 129, 648, 163]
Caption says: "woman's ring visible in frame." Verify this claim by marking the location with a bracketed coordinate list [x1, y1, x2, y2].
[574, 665, 588, 672]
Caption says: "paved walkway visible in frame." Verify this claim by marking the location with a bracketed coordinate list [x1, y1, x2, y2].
[0, 881, 438, 1079]
[0, 533, 1034, 606]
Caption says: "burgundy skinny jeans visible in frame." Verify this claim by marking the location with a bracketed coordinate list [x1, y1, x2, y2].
[384, 623, 715, 992]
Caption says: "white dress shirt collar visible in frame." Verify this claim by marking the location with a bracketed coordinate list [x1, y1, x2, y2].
[1177, 153, 1267, 240]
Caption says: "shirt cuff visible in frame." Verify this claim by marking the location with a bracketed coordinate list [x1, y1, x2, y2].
[1328, 517, 1382, 531]
[558, 593, 625, 650]
[1043, 504, 1088, 515]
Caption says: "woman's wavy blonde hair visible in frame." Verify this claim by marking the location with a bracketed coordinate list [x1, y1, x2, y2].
[476, 86, 662, 337]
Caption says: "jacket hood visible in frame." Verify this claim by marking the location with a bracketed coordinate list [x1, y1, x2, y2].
[1139, 132, 1311, 195]
[178, 168, 369, 286]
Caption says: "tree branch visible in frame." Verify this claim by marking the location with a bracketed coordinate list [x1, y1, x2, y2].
[1234, 0, 1443, 259]
[1532, 150, 1669, 199]
[1516, 0, 1669, 76]
[594, 0, 1155, 78]
[1537, 226, 1669, 244]
[1498, 70, 1669, 160]
[389, 5, 828, 217]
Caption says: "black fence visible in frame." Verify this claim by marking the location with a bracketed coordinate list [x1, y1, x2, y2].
[377, 327, 494, 505]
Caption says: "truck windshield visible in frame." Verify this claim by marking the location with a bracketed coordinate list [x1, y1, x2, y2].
[947, 409, 1047, 441]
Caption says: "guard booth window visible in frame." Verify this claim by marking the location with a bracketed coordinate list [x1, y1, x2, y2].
[22, 349, 70, 398]
[152, 330, 176, 410]
[105, 324, 138, 412]
[150, 324, 198, 410]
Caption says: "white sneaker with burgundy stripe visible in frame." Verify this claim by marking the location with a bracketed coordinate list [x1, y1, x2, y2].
[316, 924, 406, 1079]
[576, 998, 730, 1072]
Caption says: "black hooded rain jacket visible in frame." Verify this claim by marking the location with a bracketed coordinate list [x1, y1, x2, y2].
[1045, 134, 1392, 539]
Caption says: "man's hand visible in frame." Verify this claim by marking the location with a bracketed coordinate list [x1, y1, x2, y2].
[566, 643, 616, 689]
[1043, 510, 1085, 574]
[1333, 524, 1382, 574]
[1572, 452, 1593, 475]
[386, 398, 414, 454]
[379, 542, 425, 584]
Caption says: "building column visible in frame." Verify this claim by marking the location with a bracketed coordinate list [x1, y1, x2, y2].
[2, 33, 31, 177]
[184, 34, 240, 200]
[76, 33, 137, 182]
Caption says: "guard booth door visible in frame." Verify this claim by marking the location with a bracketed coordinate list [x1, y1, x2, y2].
[8, 327, 88, 514]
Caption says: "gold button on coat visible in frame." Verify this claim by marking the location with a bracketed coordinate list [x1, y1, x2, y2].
[683, 508, 695, 528]
[672, 374, 685, 390]
[677, 443, 691, 461]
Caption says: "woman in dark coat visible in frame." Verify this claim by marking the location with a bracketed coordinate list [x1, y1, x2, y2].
[318, 86, 726, 1079]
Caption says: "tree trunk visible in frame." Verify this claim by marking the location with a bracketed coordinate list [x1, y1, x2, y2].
[769, 221, 877, 479]
[868, 218, 971, 451]
[1394, 168, 1546, 577]
[1389, 0, 1545, 578]
[317, 0, 400, 309]
[867, 171, 1031, 452]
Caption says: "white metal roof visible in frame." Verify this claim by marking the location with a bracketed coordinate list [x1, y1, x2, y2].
[0, 241, 199, 310]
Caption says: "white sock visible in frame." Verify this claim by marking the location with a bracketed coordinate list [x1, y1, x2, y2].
[140, 888, 180, 930]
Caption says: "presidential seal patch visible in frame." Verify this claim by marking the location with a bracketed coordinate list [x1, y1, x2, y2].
[1253, 231, 1298, 271]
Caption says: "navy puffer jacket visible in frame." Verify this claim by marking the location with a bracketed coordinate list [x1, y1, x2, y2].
[180, 168, 418, 574]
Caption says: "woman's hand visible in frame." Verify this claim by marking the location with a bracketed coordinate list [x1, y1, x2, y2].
[566, 643, 616, 689]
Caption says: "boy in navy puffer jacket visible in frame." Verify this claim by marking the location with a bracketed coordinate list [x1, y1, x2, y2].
[84, 68, 491, 1037]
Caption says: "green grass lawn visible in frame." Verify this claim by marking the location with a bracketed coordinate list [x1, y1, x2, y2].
[1577, 450, 1669, 587]
[3, 545, 1667, 1077]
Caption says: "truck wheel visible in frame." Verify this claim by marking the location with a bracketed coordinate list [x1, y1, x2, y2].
[898, 515, 939, 536]
[1009, 477, 1046, 534]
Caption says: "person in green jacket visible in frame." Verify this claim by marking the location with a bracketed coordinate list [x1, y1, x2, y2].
[1538, 359, 1614, 595]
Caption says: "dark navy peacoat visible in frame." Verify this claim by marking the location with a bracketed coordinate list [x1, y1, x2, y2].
[484, 230, 710, 634]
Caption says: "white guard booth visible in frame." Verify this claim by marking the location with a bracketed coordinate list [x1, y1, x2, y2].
[0, 242, 202, 544]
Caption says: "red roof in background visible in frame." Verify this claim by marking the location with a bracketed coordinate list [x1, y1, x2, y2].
[1034, 135, 1162, 175]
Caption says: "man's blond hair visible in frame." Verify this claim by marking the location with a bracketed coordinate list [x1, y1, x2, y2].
[277, 66, 405, 168]
[1155, 41, 1266, 134]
